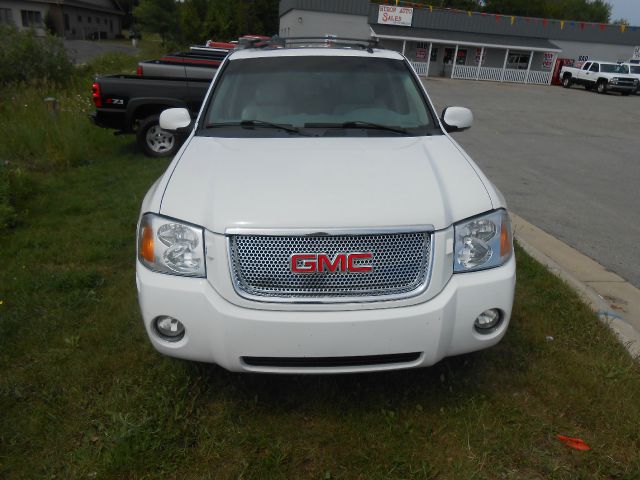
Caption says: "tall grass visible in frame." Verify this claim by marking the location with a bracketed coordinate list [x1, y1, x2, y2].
[0, 34, 165, 228]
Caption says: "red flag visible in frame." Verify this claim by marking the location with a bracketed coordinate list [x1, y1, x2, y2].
[599, 23, 606, 31]
[580, 22, 585, 30]
[542, 18, 548, 27]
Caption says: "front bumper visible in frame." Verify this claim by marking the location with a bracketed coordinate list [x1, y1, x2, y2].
[607, 83, 637, 92]
[136, 256, 516, 373]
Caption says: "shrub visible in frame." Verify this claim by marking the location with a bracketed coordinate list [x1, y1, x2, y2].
[0, 25, 74, 87]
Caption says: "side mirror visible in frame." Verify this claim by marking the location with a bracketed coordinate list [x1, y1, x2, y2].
[441, 106, 473, 133]
[159, 108, 192, 133]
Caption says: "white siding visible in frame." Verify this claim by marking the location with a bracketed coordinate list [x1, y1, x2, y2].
[552, 40, 636, 62]
[280, 9, 370, 39]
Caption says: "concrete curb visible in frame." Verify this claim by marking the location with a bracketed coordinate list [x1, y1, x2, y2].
[511, 213, 640, 360]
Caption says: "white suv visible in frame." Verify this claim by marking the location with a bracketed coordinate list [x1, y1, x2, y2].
[136, 38, 516, 373]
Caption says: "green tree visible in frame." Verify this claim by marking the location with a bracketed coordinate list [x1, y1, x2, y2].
[134, 0, 179, 44]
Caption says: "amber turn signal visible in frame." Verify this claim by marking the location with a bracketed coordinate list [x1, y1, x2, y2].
[500, 217, 511, 257]
[140, 225, 154, 262]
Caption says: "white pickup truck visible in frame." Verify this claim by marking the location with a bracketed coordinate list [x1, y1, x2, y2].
[135, 38, 515, 374]
[623, 62, 640, 93]
[560, 60, 638, 94]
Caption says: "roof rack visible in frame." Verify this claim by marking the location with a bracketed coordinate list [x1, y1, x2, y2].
[237, 36, 380, 53]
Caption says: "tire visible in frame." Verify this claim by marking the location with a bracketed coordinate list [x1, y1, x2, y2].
[621, 91, 631, 96]
[596, 80, 607, 94]
[136, 115, 180, 158]
[584, 84, 592, 91]
[562, 75, 572, 88]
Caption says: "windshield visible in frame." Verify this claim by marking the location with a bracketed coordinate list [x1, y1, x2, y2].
[200, 55, 438, 137]
[601, 63, 629, 74]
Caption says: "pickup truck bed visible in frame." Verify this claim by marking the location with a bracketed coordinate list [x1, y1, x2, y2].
[137, 47, 229, 80]
[90, 74, 211, 157]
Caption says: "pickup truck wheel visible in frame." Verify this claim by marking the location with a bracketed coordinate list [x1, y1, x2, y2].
[562, 76, 572, 88]
[136, 115, 178, 157]
[596, 81, 607, 94]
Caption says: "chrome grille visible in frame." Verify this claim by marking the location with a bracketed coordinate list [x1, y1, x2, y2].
[228, 231, 432, 302]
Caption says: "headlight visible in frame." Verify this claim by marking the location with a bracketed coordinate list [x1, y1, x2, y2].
[454, 209, 512, 273]
[137, 213, 206, 277]
[611, 78, 618, 84]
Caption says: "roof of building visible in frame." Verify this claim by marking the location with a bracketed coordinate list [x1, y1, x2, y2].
[278, 0, 640, 47]
[280, 0, 369, 18]
[28, 0, 125, 15]
[369, 4, 640, 47]
[371, 24, 561, 52]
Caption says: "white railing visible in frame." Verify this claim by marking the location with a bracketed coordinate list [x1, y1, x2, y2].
[527, 70, 552, 85]
[477, 67, 503, 82]
[434, 64, 552, 85]
[451, 65, 477, 80]
[503, 68, 527, 83]
[411, 61, 430, 76]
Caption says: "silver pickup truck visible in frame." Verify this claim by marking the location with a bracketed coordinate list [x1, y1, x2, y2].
[560, 60, 638, 95]
[137, 45, 232, 80]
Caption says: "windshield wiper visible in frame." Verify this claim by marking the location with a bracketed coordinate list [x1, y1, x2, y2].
[305, 121, 410, 135]
[204, 120, 307, 135]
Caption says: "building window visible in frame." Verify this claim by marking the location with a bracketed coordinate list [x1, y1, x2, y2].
[456, 49, 467, 65]
[430, 47, 438, 62]
[21, 10, 42, 28]
[415, 42, 429, 61]
[104, 18, 107, 25]
[64, 14, 70, 30]
[78, 15, 82, 22]
[88, 16, 91, 23]
[109, 19, 113, 32]
[507, 52, 531, 70]
[1, 8, 13, 25]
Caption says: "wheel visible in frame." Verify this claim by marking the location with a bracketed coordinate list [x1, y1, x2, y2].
[562, 75, 572, 88]
[596, 80, 607, 94]
[136, 115, 179, 157]
[621, 91, 630, 96]
[584, 84, 592, 91]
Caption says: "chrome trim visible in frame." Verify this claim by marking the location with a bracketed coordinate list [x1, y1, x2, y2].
[226, 230, 435, 304]
[225, 225, 435, 236]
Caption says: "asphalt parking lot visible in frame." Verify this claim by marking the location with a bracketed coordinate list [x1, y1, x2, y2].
[426, 78, 640, 288]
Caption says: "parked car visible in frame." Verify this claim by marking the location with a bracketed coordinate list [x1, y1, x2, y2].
[134, 38, 516, 373]
[560, 60, 638, 94]
[622, 62, 640, 93]
[90, 74, 210, 157]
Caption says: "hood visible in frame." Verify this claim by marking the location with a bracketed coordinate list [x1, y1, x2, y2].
[159, 135, 493, 233]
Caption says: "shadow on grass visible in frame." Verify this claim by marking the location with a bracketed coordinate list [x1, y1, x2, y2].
[179, 340, 530, 416]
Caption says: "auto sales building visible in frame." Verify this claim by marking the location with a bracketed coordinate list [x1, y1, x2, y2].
[279, 0, 640, 85]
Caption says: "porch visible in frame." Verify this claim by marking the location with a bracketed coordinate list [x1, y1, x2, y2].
[370, 25, 561, 85]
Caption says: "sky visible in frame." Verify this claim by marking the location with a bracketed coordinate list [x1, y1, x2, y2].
[607, 0, 640, 25]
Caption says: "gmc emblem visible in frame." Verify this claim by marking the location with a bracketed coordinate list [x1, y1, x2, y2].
[291, 253, 373, 273]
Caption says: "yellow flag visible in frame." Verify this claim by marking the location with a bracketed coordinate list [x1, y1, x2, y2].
[467, 10, 472, 16]
[510, 16, 515, 25]
[560, 20, 565, 29]
[429, 5, 433, 12]
[621, 24, 626, 33]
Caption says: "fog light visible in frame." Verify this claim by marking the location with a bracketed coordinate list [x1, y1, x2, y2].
[474, 309, 502, 333]
[154, 316, 185, 342]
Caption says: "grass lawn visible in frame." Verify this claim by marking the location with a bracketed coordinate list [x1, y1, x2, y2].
[0, 143, 639, 479]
